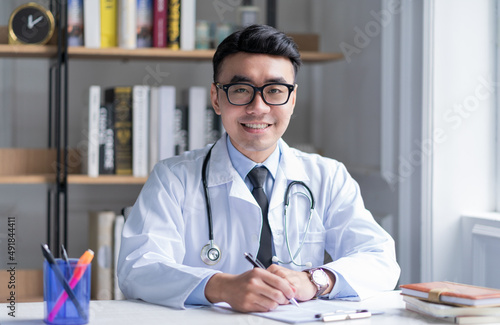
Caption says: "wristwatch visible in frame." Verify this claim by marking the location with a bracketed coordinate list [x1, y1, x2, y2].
[305, 268, 329, 298]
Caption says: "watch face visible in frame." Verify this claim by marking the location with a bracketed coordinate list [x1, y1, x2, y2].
[9, 4, 55, 45]
[312, 269, 329, 286]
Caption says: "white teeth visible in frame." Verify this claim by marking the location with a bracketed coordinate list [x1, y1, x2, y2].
[243, 123, 268, 129]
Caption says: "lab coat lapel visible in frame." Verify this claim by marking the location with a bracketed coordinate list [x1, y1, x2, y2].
[206, 135, 254, 203]
[269, 140, 310, 211]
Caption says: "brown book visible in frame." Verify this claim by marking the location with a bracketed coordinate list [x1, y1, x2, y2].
[400, 281, 500, 307]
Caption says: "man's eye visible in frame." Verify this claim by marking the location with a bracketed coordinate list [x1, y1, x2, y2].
[230, 86, 251, 94]
[266, 86, 285, 94]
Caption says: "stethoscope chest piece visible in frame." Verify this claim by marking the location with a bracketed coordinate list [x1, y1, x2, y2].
[200, 240, 222, 265]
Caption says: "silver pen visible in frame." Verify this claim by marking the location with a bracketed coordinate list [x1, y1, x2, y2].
[244, 252, 300, 308]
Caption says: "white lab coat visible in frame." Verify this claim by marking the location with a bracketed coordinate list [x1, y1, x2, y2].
[118, 135, 400, 309]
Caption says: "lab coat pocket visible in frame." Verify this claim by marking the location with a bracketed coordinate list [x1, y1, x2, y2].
[289, 231, 326, 268]
[298, 230, 326, 264]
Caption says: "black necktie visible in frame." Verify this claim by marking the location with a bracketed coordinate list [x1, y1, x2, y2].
[248, 167, 273, 268]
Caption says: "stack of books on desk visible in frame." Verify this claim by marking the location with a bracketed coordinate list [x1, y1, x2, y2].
[400, 281, 500, 324]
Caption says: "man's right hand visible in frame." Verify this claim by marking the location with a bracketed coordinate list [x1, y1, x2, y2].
[204, 268, 297, 312]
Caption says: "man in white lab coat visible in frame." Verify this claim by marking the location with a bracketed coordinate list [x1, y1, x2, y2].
[118, 24, 400, 312]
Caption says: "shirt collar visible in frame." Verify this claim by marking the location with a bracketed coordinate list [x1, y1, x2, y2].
[226, 134, 280, 181]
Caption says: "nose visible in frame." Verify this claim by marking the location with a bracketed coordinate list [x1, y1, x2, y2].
[246, 90, 270, 114]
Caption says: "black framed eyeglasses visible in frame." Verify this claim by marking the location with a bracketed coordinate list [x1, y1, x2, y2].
[215, 82, 296, 106]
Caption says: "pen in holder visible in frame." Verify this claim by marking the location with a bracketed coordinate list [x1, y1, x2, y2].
[42, 248, 93, 325]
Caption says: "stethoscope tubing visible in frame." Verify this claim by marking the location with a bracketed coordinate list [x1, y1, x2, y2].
[201, 143, 315, 267]
[202, 146, 215, 242]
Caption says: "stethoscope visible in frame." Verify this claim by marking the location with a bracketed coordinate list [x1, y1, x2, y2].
[200, 143, 315, 268]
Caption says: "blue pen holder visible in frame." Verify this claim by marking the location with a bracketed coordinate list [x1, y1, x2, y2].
[43, 259, 91, 325]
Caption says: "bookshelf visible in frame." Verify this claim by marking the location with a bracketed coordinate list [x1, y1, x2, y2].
[1, 45, 342, 186]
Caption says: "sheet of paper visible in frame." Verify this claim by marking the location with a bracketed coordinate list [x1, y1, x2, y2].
[252, 299, 359, 323]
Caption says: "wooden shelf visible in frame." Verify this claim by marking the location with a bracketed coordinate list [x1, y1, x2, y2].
[67, 174, 147, 185]
[0, 44, 343, 62]
[0, 174, 148, 185]
[67, 46, 343, 63]
[0, 269, 43, 302]
[68, 47, 215, 61]
[0, 44, 58, 58]
[0, 149, 58, 184]
[0, 174, 55, 184]
[302, 51, 344, 63]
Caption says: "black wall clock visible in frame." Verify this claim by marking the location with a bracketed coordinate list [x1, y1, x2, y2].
[8, 2, 55, 45]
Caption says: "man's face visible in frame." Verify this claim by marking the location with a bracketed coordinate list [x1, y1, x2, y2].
[211, 52, 297, 163]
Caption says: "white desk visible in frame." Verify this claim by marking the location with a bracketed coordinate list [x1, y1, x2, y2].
[0, 291, 453, 324]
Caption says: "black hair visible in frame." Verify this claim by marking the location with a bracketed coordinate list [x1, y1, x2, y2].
[212, 24, 302, 82]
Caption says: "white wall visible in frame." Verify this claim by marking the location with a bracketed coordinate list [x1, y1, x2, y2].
[426, 0, 496, 282]
[310, 0, 425, 285]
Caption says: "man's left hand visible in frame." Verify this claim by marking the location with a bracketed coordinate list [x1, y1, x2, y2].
[267, 264, 335, 301]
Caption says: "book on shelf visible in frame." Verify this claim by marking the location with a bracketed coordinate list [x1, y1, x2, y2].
[137, 0, 153, 48]
[149, 85, 176, 170]
[101, 0, 118, 48]
[167, 0, 180, 49]
[174, 104, 189, 155]
[149, 87, 159, 170]
[158, 85, 176, 160]
[180, 0, 196, 51]
[106, 87, 133, 175]
[84, 0, 101, 48]
[88, 210, 116, 300]
[68, 0, 84, 46]
[113, 213, 125, 300]
[152, 0, 167, 47]
[400, 281, 500, 307]
[85, 85, 101, 178]
[132, 85, 150, 177]
[118, 0, 137, 49]
[99, 103, 115, 175]
[186, 86, 207, 151]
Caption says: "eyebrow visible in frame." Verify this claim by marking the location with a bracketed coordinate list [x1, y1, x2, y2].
[229, 75, 289, 84]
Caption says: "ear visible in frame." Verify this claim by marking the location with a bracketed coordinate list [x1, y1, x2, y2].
[211, 83, 221, 115]
[290, 84, 298, 113]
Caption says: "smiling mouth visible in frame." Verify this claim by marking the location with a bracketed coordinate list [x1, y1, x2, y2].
[242, 123, 270, 129]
